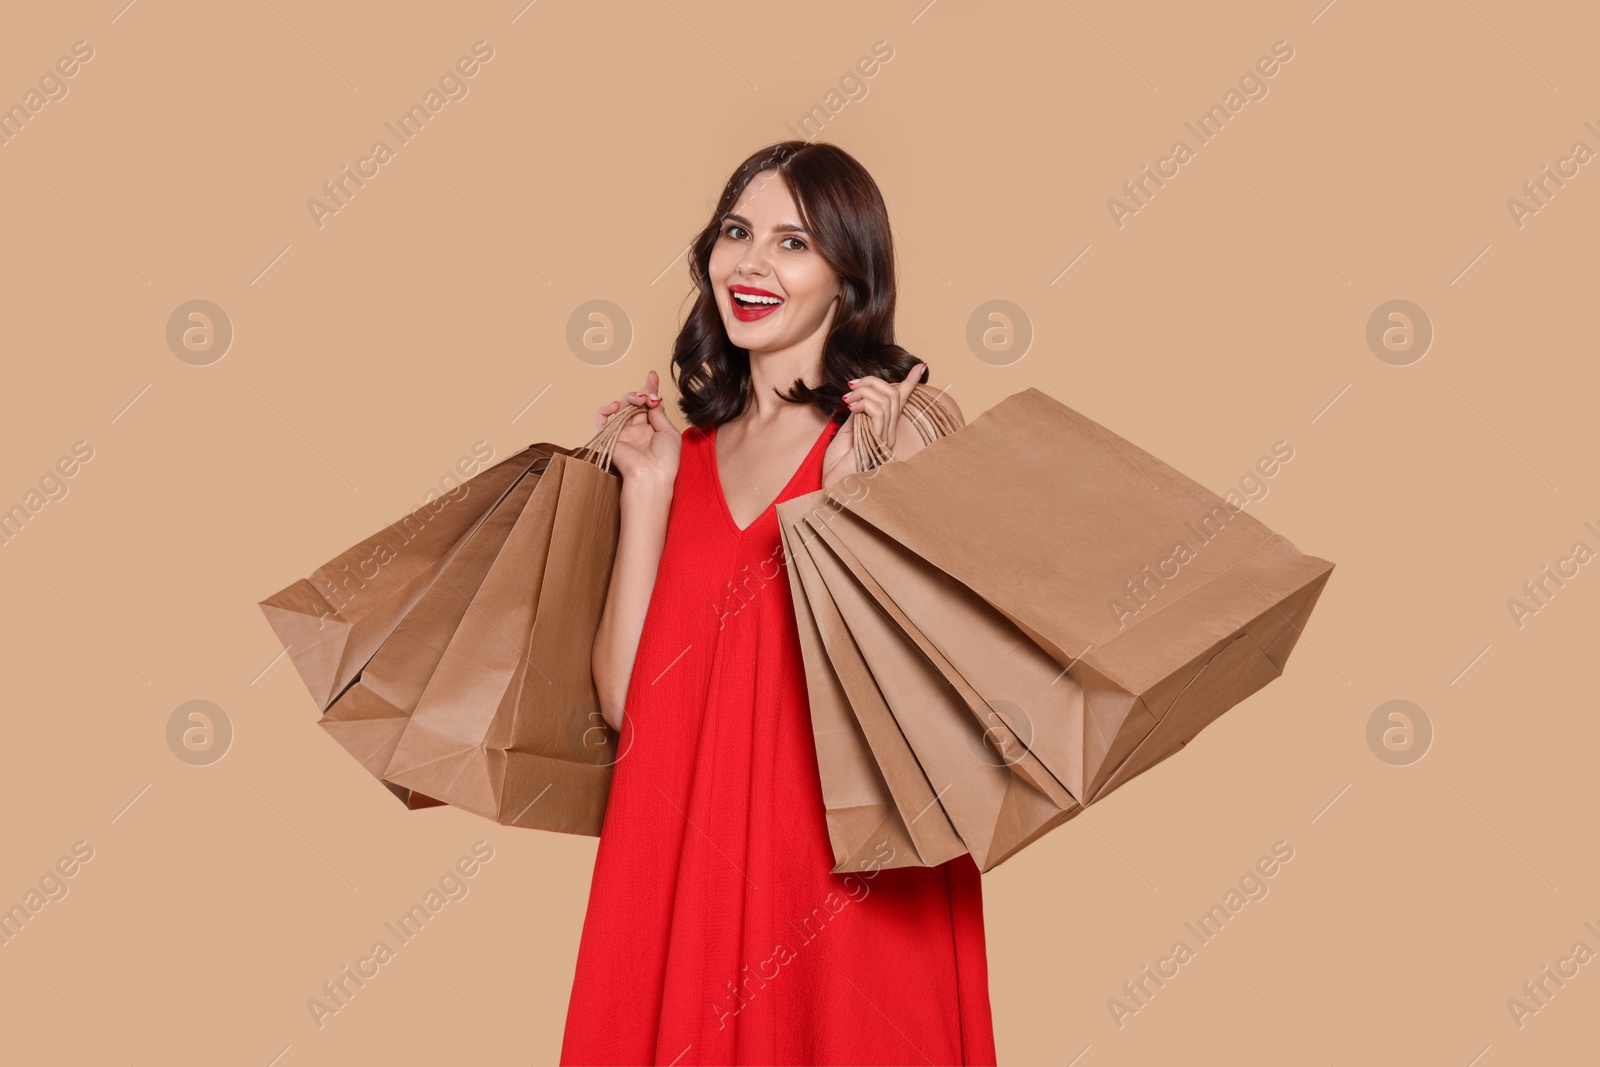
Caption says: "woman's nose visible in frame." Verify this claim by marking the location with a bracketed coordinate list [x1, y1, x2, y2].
[738, 249, 770, 276]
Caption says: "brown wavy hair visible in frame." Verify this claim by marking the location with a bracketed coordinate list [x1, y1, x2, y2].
[671, 140, 927, 430]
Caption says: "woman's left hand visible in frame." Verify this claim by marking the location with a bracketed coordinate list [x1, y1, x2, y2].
[843, 362, 924, 458]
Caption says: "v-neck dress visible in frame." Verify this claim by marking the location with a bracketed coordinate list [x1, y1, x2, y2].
[561, 408, 996, 1065]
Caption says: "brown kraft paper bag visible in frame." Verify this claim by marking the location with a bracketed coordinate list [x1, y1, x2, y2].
[795, 508, 1080, 873]
[380, 441, 626, 834]
[778, 503, 968, 874]
[317, 460, 552, 810]
[262, 404, 639, 832]
[258, 445, 552, 711]
[780, 386, 1333, 869]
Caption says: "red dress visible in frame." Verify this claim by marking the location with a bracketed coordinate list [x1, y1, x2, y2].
[561, 408, 996, 1066]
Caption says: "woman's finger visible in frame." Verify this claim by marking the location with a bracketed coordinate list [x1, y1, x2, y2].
[605, 393, 651, 431]
[848, 394, 889, 436]
[862, 394, 894, 432]
[896, 362, 926, 404]
[843, 374, 891, 408]
[845, 374, 915, 453]
[843, 372, 921, 456]
[644, 396, 677, 435]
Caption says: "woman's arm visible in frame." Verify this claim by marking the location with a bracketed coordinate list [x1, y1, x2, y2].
[589, 375, 679, 734]
[592, 471, 673, 733]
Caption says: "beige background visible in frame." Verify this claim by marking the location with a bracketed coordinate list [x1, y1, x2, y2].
[1, 0, 1594, 1063]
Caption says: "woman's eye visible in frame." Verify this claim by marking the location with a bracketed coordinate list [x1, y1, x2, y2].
[718, 224, 804, 251]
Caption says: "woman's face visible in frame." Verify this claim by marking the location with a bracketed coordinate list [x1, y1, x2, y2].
[708, 169, 842, 357]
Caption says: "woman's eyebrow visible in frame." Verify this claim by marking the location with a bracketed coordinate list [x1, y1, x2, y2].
[723, 213, 807, 234]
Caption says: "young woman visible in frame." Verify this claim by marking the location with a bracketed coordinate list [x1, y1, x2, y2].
[561, 141, 995, 1066]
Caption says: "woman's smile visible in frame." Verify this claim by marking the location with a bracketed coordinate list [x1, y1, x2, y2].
[728, 283, 785, 321]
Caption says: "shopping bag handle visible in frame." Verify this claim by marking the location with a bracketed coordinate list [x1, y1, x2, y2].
[574, 400, 649, 474]
[852, 382, 962, 471]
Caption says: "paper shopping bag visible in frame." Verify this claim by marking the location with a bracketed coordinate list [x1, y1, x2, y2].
[836, 386, 1334, 806]
[258, 447, 546, 710]
[317, 461, 551, 810]
[780, 386, 1334, 870]
[262, 402, 640, 830]
[780, 383, 1077, 873]
[379, 446, 622, 834]
[779, 503, 967, 874]
[785, 505, 1079, 873]
[799, 504, 1089, 802]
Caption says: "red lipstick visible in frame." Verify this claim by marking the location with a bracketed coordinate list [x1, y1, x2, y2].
[729, 283, 784, 322]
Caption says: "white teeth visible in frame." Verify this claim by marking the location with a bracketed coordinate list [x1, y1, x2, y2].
[733, 291, 782, 305]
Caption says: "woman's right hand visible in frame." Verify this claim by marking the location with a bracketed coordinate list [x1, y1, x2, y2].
[596, 368, 680, 489]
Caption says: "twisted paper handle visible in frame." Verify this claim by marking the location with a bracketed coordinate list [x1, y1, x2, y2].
[574, 400, 649, 474]
[852, 382, 962, 472]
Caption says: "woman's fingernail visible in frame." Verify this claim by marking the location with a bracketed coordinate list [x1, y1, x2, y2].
[847, 379, 859, 386]
[649, 393, 661, 400]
